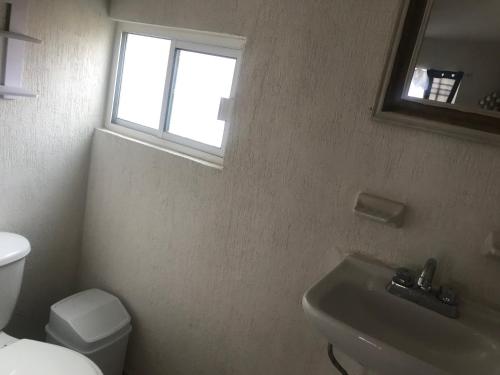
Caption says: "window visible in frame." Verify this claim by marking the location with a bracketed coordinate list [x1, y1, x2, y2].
[107, 23, 245, 165]
[408, 68, 428, 99]
[408, 68, 463, 104]
[424, 69, 463, 104]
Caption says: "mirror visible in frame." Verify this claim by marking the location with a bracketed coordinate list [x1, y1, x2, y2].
[406, 0, 500, 115]
[0, 3, 7, 72]
[376, 0, 500, 143]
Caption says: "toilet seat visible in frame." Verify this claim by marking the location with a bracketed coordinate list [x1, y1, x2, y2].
[0, 339, 102, 375]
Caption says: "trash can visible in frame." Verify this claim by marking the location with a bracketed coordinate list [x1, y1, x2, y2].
[45, 289, 132, 375]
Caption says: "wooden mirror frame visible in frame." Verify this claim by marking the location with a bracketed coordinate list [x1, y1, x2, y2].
[374, 0, 500, 144]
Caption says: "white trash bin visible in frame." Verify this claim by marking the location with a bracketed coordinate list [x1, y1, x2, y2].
[45, 289, 132, 375]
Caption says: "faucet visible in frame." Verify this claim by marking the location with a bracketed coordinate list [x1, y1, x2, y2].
[387, 258, 458, 318]
[417, 258, 437, 292]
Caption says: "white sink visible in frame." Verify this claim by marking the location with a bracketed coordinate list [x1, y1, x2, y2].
[302, 255, 500, 375]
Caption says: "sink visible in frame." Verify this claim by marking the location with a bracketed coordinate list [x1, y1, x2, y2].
[302, 255, 500, 375]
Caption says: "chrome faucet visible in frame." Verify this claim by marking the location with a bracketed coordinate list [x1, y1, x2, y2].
[417, 258, 437, 292]
[387, 258, 458, 318]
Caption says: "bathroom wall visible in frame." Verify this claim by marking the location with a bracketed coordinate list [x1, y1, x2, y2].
[79, 0, 500, 374]
[0, 0, 113, 338]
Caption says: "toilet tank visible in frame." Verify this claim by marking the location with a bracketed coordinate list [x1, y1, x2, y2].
[0, 233, 31, 331]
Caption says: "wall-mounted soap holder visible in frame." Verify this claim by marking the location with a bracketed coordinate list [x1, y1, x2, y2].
[354, 192, 406, 228]
[1, 0, 41, 99]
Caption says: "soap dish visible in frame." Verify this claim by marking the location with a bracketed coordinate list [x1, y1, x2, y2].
[354, 192, 406, 228]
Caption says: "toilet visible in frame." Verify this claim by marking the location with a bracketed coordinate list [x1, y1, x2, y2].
[0, 232, 102, 375]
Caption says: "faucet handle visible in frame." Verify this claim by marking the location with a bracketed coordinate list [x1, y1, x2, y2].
[392, 268, 414, 288]
[438, 286, 458, 306]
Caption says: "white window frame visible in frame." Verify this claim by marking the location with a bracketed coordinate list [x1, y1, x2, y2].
[105, 22, 245, 166]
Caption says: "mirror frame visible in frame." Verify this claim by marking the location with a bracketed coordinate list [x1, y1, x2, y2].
[374, 0, 500, 145]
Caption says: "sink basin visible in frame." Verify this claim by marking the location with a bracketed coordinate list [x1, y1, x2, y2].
[302, 255, 500, 375]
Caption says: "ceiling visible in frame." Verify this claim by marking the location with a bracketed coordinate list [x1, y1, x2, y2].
[425, 0, 500, 41]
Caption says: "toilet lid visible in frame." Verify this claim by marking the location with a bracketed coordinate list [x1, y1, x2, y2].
[0, 339, 102, 375]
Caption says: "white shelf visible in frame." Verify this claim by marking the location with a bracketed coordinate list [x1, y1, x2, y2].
[0, 30, 41, 44]
[0, 85, 36, 97]
[0, 0, 40, 100]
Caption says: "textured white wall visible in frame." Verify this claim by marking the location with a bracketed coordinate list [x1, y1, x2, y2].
[0, 0, 114, 338]
[79, 1, 500, 374]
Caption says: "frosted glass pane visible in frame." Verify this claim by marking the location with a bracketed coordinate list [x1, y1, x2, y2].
[116, 34, 171, 129]
[168, 50, 236, 148]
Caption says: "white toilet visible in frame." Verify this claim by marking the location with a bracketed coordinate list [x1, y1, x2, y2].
[0, 232, 102, 375]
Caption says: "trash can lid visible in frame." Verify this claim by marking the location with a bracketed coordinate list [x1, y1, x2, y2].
[49, 289, 131, 344]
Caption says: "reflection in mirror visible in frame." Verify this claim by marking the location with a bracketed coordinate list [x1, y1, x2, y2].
[405, 0, 500, 115]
